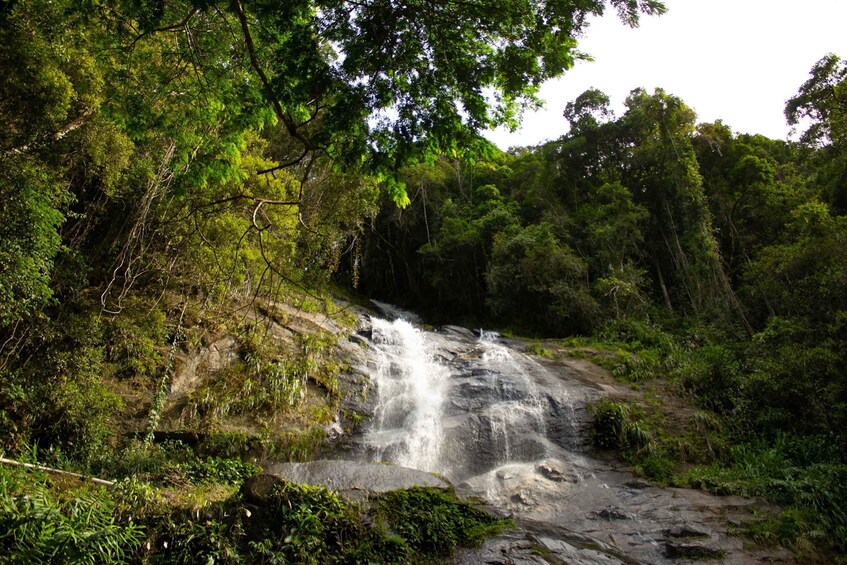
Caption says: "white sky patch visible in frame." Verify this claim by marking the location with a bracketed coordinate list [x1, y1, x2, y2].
[484, 0, 847, 149]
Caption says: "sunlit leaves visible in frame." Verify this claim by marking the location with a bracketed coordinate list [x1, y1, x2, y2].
[0, 158, 66, 325]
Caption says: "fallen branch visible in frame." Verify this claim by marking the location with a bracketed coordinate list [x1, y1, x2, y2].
[0, 457, 115, 487]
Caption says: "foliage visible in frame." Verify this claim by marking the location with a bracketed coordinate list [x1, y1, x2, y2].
[0, 466, 144, 564]
[682, 436, 847, 552]
[0, 306, 121, 463]
[0, 460, 509, 564]
[677, 344, 742, 414]
[246, 482, 363, 564]
[182, 327, 340, 430]
[0, 157, 66, 326]
[487, 223, 598, 335]
[589, 399, 653, 454]
[167, 457, 261, 486]
[372, 487, 512, 557]
[3, 0, 847, 559]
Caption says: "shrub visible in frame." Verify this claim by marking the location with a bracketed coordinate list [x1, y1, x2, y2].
[245, 482, 364, 564]
[590, 398, 631, 450]
[682, 436, 847, 553]
[0, 467, 144, 564]
[372, 487, 511, 556]
[678, 345, 742, 414]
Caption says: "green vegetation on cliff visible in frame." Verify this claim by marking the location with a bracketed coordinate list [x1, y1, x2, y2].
[3, 0, 847, 560]
[0, 462, 509, 563]
[354, 59, 847, 557]
[0, 0, 663, 561]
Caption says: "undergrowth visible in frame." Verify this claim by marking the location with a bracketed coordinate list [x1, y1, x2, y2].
[582, 318, 847, 558]
[0, 463, 510, 564]
[372, 486, 511, 557]
[679, 435, 847, 555]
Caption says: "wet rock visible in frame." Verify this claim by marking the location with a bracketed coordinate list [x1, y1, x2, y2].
[543, 396, 582, 450]
[664, 525, 710, 539]
[624, 479, 651, 490]
[534, 536, 629, 565]
[454, 526, 633, 565]
[537, 462, 577, 483]
[336, 312, 793, 565]
[348, 333, 370, 347]
[441, 325, 477, 339]
[519, 519, 638, 565]
[663, 541, 725, 560]
[369, 300, 421, 322]
[594, 507, 630, 521]
[243, 460, 450, 503]
[452, 532, 550, 564]
[510, 491, 538, 506]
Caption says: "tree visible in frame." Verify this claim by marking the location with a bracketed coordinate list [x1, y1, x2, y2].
[229, 0, 666, 181]
[786, 54, 847, 213]
[622, 89, 744, 327]
[0, 0, 666, 329]
[786, 54, 847, 148]
[486, 223, 597, 335]
[694, 123, 809, 284]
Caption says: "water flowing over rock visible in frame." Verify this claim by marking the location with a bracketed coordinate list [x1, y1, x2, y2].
[334, 308, 793, 564]
[364, 316, 450, 472]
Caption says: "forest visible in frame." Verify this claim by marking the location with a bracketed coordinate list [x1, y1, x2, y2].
[1, 0, 846, 562]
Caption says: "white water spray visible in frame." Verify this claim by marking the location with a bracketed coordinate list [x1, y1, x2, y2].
[477, 331, 549, 449]
[365, 317, 450, 472]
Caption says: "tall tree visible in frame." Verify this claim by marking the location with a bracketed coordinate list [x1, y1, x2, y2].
[621, 89, 745, 330]
[0, 0, 666, 328]
[786, 53, 847, 213]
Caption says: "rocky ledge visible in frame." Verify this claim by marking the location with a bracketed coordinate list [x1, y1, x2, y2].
[243, 459, 450, 503]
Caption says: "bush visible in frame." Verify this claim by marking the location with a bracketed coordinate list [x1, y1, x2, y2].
[589, 398, 653, 454]
[171, 457, 261, 486]
[372, 487, 511, 556]
[0, 307, 120, 463]
[682, 436, 847, 553]
[249, 482, 362, 564]
[486, 223, 598, 336]
[590, 398, 631, 450]
[679, 345, 742, 414]
[0, 466, 144, 564]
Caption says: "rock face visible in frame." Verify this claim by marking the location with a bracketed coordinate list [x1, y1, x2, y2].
[243, 460, 449, 503]
[453, 519, 639, 565]
[347, 319, 596, 481]
[333, 312, 795, 565]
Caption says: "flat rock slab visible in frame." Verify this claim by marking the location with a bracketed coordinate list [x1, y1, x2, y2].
[245, 460, 450, 502]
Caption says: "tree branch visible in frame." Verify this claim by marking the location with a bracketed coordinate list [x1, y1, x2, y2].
[257, 147, 310, 175]
[0, 457, 115, 487]
[232, 0, 316, 152]
[4, 107, 95, 156]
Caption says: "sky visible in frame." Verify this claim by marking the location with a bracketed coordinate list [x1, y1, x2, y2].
[484, 0, 847, 150]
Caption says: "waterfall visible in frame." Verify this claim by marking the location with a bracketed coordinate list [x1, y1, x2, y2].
[363, 317, 569, 478]
[364, 317, 450, 473]
[477, 330, 549, 449]
[349, 312, 765, 565]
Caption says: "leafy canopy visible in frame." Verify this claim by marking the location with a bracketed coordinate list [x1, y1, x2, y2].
[134, 0, 667, 187]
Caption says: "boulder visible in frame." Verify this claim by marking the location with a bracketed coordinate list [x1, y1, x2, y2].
[243, 460, 450, 503]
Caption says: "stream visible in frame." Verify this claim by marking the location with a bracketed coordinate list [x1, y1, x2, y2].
[337, 305, 791, 564]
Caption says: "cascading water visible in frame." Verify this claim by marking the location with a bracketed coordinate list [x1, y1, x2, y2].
[349, 310, 789, 564]
[363, 316, 450, 473]
[477, 330, 549, 464]
[362, 314, 578, 480]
